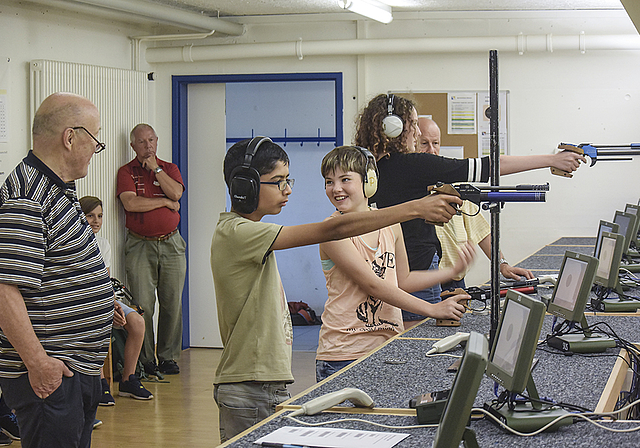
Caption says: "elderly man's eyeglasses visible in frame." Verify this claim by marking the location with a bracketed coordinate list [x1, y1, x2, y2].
[260, 179, 295, 191]
[72, 126, 106, 154]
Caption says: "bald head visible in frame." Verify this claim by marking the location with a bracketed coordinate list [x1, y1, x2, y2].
[31, 92, 101, 182]
[33, 92, 98, 142]
[417, 117, 441, 155]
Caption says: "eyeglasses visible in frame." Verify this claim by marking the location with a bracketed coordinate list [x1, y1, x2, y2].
[72, 126, 106, 154]
[260, 179, 295, 191]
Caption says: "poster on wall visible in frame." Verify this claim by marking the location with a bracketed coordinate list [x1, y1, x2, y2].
[477, 91, 509, 156]
[447, 92, 476, 135]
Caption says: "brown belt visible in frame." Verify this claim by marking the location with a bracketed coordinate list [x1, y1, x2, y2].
[128, 229, 178, 242]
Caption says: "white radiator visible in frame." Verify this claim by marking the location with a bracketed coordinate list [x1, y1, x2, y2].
[30, 59, 149, 282]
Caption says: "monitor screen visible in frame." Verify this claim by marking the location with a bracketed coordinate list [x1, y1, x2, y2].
[547, 251, 599, 323]
[594, 232, 624, 289]
[613, 211, 635, 254]
[433, 332, 488, 448]
[624, 204, 640, 247]
[593, 220, 619, 258]
[485, 290, 546, 394]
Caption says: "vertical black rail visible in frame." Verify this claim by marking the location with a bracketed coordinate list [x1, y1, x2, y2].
[489, 50, 500, 347]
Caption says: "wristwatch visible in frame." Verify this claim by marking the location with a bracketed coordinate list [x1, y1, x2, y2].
[499, 258, 508, 265]
[154, 166, 163, 174]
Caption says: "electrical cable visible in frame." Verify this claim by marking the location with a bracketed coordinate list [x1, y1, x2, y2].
[282, 398, 640, 435]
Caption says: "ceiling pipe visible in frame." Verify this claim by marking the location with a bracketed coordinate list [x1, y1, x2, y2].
[145, 33, 640, 63]
[41, 0, 244, 35]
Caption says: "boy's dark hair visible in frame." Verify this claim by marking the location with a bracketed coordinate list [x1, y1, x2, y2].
[224, 138, 290, 188]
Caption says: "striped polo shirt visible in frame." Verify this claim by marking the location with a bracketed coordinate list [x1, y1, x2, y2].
[0, 151, 114, 377]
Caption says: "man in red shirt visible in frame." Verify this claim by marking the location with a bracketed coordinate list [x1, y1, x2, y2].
[116, 124, 186, 376]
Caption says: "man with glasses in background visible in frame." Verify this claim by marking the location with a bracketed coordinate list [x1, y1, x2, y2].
[116, 124, 186, 377]
[0, 92, 115, 447]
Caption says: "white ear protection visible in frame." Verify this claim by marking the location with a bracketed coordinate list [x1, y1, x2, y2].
[357, 147, 378, 198]
[382, 94, 404, 139]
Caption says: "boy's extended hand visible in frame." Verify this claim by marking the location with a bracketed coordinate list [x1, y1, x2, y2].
[430, 294, 468, 321]
[420, 193, 463, 224]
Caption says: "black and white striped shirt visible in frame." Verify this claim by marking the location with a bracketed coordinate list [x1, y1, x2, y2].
[0, 151, 114, 377]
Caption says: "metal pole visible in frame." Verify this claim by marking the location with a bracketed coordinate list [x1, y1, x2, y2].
[489, 49, 500, 347]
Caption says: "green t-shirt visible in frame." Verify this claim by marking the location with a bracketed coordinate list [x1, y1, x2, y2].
[210, 212, 294, 384]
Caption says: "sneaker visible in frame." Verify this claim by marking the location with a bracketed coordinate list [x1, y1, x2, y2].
[99, 378, 115, 406]
[119, 374, 153, 400]
[0, 413, 19, 441]
[92, 419, 102, 429]
[158, 360, 180, 375]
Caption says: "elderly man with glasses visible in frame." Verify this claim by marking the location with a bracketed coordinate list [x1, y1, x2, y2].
[0, 92, 115, 448]
[116, 123, 186, 377]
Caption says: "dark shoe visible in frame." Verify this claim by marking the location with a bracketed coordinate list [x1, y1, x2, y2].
[92, 419, 102, 429]
[119, 374, 153, 400]
[158, 360, 180, 375]
[0, 412, 19, 440]
[99, 378, 115, 406]
[0, 432, 11, 446]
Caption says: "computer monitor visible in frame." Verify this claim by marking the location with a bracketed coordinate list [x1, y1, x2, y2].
[546, 251, 598, 323]
[593, 220, 619, 258]
[613, 210, 636, 255]
[432, 332, 488, 448]
[482, 291, 572, 432]
[624, 204, 640, 249]
[485, 290, 546, 394]
[546, 251, 616, 353]
[592, 231, 640, 312]
[594, 232, 625, 290]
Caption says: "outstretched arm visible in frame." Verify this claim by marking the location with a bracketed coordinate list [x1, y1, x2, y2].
[499, 151, 586, 175]
[272, 193, 462, 251]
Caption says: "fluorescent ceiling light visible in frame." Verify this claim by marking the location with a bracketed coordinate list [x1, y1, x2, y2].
[338, 0, 393, 24]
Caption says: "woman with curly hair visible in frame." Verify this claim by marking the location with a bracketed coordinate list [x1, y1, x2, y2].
[356, 93, 585, 324]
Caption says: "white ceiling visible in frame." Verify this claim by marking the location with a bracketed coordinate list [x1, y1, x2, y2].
[149, 0, 624, 18]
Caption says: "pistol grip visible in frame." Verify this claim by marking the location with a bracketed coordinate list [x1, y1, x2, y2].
[550, 166, 573, 178]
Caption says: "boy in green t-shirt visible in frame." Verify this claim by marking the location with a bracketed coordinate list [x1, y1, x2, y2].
[210, 137, 463, 442]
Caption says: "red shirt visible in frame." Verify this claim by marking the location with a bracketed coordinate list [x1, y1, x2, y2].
[116, 158, 185, 237]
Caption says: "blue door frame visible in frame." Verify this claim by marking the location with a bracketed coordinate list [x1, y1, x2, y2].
[171, 72, 344, 348]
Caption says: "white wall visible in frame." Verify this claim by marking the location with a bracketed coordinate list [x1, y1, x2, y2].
[152, 11, 640, 290]
[0, 3, 151, 174]
[2, 4, 640, 319]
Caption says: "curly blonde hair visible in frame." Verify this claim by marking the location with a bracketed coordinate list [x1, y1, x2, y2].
[354, 94, 416, 158]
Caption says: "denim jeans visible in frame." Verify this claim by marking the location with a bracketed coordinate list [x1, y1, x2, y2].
[315, 360, 355, 382]
[214, 381, 290, 442]
[402, 253, 442, 321]
[0, 372, 100, 448]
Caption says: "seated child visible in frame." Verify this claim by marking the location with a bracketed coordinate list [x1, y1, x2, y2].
[316, 146, 474, 381]
[79, 196, 153, 401]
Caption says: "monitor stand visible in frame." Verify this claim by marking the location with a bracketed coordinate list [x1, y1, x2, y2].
[591, 285, 640, 313]
[484, 375, 572, 433]
[546, 315, 616, 353]
[460, 427, 479, 448]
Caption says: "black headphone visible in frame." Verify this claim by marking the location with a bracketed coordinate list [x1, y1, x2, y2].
[356, 146, 378, 198]
[229, 136, 272, 214]
[382, 94, 403, 139]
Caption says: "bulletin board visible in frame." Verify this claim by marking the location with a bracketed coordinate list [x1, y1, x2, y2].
[393, 91, 509, 159]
